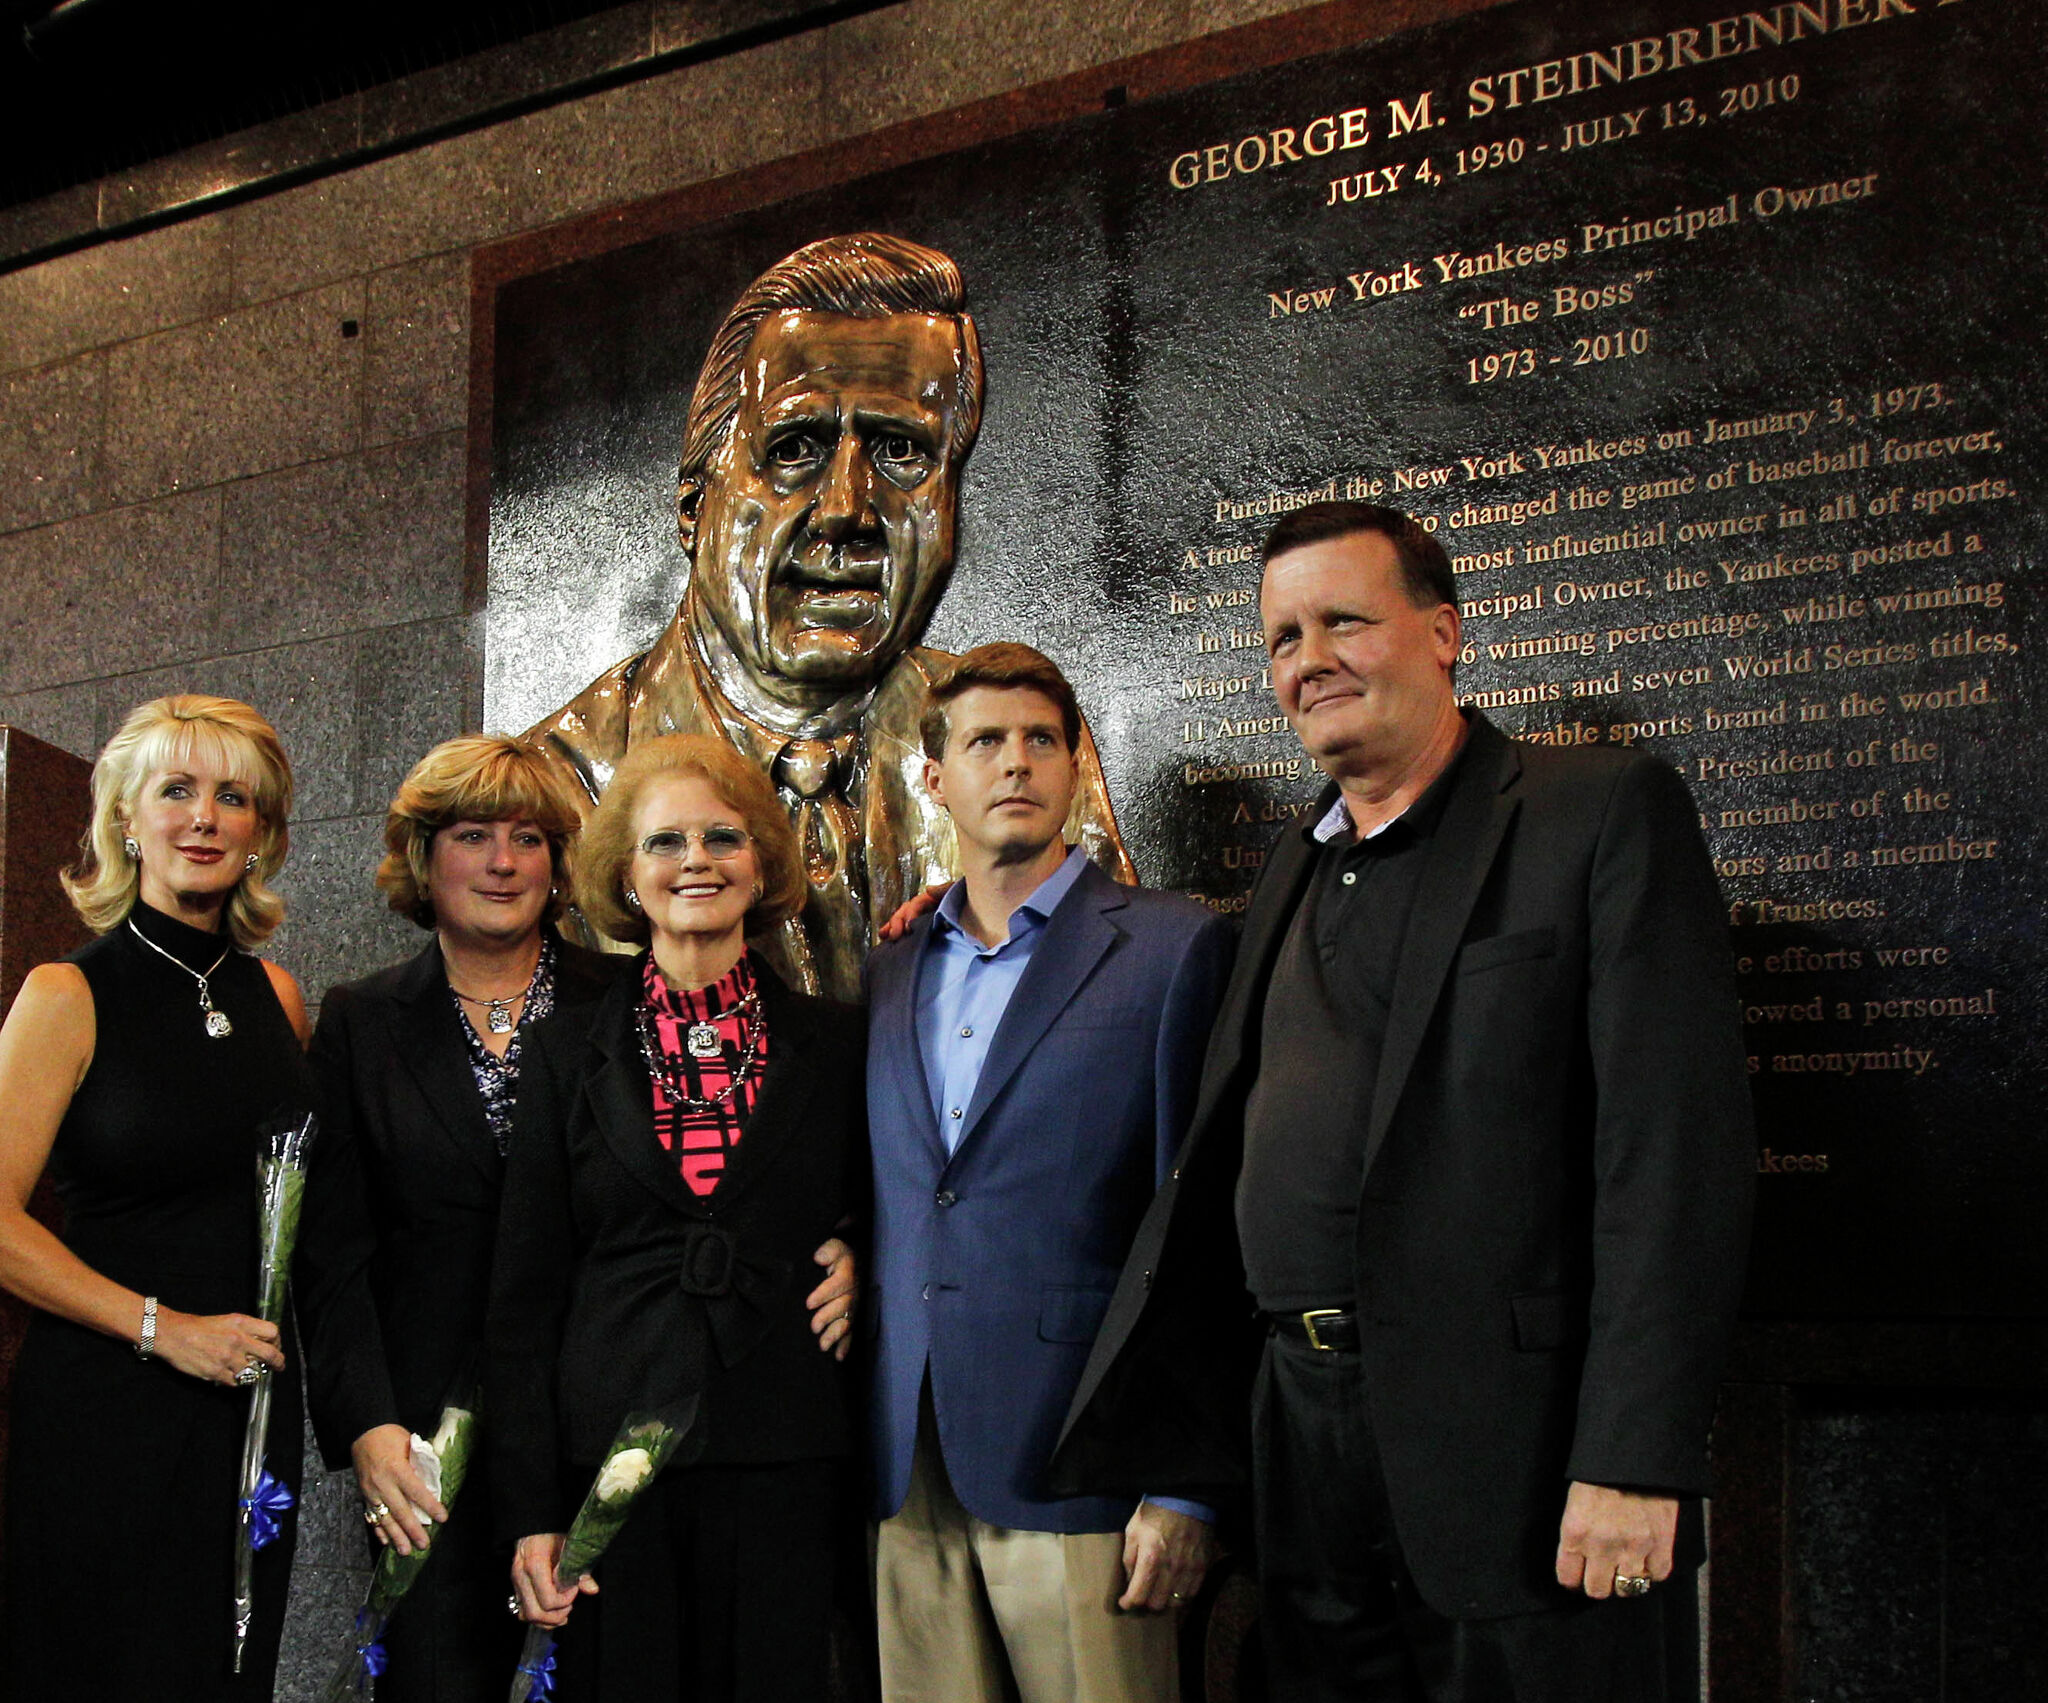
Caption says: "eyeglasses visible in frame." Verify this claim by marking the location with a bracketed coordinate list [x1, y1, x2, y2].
[637, 827, 751, 861]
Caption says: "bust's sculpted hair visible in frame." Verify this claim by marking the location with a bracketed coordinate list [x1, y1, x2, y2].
[675, 232, 984, 543]
[376, 735, 586, 930]
[65, 694, 294, 948]
[575, 734, 806, 947]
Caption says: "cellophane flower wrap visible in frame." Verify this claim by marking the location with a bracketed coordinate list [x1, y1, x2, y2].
[232, 1111, 318, 1673]
[506, 1413, 686, 1702]
[319, 1399, 479, 1701]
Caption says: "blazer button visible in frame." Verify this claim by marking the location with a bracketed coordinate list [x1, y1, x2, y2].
[935, 1189, 958, 1207]
[1142, 1269, 1153, 1289]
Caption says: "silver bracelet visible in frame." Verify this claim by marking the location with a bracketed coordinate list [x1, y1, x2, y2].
[134, 1294, 158, 1361]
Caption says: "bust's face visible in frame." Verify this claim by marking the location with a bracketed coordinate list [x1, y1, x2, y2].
[686, 309, 968, 711]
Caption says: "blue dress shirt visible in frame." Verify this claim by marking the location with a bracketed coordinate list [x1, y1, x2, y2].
[914, 845, 1211, 1527]
[917, 845, 1089, 1151]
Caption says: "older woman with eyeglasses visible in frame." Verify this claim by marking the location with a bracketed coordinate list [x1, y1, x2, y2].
[487, 733, 865, 1702]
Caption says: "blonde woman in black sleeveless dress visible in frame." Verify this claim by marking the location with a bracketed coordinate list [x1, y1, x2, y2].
[0, 695, 316, 1701]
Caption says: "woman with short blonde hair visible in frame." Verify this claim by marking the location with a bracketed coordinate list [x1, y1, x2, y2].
[375, 734, 583, 929]
[490, 733, 862, 1701]
[296, 734, 621, 1703]
[1, 693, 316, 1699]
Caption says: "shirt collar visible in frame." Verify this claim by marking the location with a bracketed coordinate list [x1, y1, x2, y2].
[641, 949, 756, 1020]
[1309, 719, 1472, 846]
[933, 843, 1088, 947]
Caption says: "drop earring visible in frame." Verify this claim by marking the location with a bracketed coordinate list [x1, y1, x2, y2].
[750, 880, 763, 903]
[624, 886, 643, 913]
[244, 853, 259, 873]
[123, 836, 140, 861]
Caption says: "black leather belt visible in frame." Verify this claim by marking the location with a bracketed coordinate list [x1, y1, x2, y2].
[1264, 1307, 1360, 1352]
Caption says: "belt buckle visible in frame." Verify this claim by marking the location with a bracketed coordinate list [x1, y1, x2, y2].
[679, 1224, 737, 1297]
[1300, 1308, 1344, 1352]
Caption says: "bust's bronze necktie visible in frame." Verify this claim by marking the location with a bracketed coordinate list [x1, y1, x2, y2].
[773, 737, 868, 994]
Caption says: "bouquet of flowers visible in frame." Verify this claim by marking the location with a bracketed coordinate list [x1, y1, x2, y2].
[506, 1412, 688, 1702]
[319, 1398, 480, 1701]
[231, 1111, 317, 1673]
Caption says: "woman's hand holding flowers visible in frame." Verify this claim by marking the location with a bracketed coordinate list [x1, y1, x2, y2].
[154, 1307, 284, 1387]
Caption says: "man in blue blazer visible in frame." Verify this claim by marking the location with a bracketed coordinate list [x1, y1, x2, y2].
[865, 643, 1235, 1703]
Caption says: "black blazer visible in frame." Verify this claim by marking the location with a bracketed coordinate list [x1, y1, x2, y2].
[485, 953, 866, 1543]
[1055, 714, 1756, 1616]
[297, 931, 626, 1466]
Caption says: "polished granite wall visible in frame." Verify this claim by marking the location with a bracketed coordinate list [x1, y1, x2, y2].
[0, 2, 1317, 1694]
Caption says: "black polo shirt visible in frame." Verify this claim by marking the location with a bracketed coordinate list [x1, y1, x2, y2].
[1236, 740, 1468, 1313]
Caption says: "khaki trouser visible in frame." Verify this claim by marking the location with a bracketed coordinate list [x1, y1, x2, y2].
[876, 1393, 1178, 1703]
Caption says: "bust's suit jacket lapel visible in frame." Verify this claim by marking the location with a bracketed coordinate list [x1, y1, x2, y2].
[1361, 717, 1522, 1181]
[380, 942, 499, 1186]
[952, 862, 1124, 1160]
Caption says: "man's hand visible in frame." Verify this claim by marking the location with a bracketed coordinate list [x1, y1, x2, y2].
[807, 1238, 856, 1361]
[877, 884, 946, 942]
[1554, 1482, 1677, 1599]
[1118, 1502, 1218, 1612]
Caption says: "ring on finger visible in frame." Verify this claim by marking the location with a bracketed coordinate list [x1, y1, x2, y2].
[364, 1502, 391, 1528]
[508, 1593, 522, 1618]
[233, 1363, 262, 1386]
[1614, 1573, 1654, 1598]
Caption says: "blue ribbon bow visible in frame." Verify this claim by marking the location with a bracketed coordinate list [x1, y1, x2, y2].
[517, 1643, 559, 1699]
[240, 1467, 295, 1550]
[350, 1610, 388, 1688]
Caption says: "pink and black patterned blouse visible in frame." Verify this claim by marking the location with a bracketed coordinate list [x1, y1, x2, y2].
[638, 953, 768, 1197]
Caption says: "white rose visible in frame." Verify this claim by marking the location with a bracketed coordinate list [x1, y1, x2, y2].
[430, 1407, 470, 1458]
[595, 1446, 655, 1501]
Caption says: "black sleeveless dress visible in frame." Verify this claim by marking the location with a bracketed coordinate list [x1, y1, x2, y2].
[4, 902, 316, 1702]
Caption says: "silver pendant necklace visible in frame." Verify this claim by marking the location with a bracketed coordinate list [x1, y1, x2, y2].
[126, 919, 235, 1039]
[449, 956, 543, 1036]
[635, 989, 764, 1113]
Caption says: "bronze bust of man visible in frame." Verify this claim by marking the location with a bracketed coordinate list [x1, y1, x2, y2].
[525, 232, 1131, 999]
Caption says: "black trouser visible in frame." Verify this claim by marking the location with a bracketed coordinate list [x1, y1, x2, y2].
[552, 1457, 847, 1703]
[1251, 1333, 1697, 1703]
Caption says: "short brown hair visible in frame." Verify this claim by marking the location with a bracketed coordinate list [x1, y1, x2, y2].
[1261, 501, 1457, 612]
[574, 735, 806, 947]
[919, 643, 1082, 761]
[376, 736, 586, 930]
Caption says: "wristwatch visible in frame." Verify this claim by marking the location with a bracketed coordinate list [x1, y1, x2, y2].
[134, 1294, 158, 1361]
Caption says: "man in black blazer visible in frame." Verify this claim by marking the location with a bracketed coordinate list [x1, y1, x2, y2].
[1054, 503, 1754, 1700]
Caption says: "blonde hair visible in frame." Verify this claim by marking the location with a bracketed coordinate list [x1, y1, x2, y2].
[65, 695, 294, 948]
[575, 735, 805, 947]
[376, 736, 587, 930]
